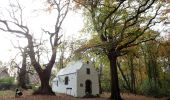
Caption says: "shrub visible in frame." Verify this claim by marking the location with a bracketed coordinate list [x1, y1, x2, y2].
[0, 83, 11, 90]
[0, 77, 15, 84]
[0, 77, 16, 90]
[101, 80, 111, 92]
[140, 79, 170, 97]
[167, 97, 170, 100]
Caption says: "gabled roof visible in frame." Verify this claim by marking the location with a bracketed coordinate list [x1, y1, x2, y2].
[57, 60, 83, 76]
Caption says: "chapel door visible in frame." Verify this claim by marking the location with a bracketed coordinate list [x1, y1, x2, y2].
[85, 80, 92, 95]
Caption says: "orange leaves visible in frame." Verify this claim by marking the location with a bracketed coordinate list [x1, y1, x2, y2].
[159, 38, 170, 57]
[73, 0, 86, 8]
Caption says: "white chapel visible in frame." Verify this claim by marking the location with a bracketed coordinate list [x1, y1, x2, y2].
[52, 60, 99, 97]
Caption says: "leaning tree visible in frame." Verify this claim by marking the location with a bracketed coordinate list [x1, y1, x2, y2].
[74, 0, 166, 99]
[0, 0, 70, 95]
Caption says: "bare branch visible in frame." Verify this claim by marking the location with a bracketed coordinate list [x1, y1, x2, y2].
[100, 2, 124, 29]
[15, 0, 23, 25]
[116, 5, 161, 51]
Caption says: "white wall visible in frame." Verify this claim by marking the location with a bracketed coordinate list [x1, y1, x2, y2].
[52, 62, 99, 97]
[76, 63, 99, 97]
[52, 73, 77, 97]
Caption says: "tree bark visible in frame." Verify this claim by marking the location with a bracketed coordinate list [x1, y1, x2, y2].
[27, 35, 55, 95]
[108, 52, 122, 100]
[18, 48, 28, 89]
[33, 68, 55, 95]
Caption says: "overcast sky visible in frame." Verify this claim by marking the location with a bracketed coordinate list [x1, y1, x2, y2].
[0, 0, 169, 63]
[0, 0, 84, 63]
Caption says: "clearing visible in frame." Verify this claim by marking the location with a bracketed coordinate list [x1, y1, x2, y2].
[0, 90, 167, 100]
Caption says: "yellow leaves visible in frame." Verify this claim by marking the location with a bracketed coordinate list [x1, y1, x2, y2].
[73, 0, 88, 9]
[74, 0, 83, 8]
[166, 0, 170, 3]
[89, 34, 101, 43]
[75, 35, 102, 53]
[158, 39, 170, 57]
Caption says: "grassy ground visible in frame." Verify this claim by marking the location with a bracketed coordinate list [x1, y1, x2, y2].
[0, 90, 14, 96]
[0, 90, 167, 100]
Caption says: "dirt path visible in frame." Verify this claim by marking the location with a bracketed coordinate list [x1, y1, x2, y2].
[0, 90, 167, 100]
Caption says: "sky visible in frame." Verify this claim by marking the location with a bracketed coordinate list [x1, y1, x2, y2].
[0, 0, 169, 63]
[0, 0, 84, 63]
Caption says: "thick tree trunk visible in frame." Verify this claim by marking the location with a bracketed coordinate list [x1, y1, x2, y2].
[18, 68, 27, 89]
[108, 52, 122, 100]
[18, 50, 28, 89]
[27, 35, 55, 95]
[33, 69, 55, 95]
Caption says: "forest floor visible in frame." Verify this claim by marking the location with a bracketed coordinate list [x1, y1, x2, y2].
[0, 90, 167, 100]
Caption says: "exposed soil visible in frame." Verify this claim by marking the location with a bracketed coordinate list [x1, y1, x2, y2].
[0, 90, 167, 100]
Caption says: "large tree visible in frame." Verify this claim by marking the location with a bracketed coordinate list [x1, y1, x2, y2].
[15, 46, 29, 89]
[0, 0, 70, 95]
[75, 0, 165, 99]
